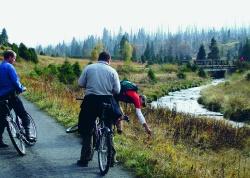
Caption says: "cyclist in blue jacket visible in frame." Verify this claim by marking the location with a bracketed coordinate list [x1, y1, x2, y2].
[0, 50, 32, 148]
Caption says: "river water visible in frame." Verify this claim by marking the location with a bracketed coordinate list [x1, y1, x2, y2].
[151, 79, 225, 117]
[151, 79, 244, 126]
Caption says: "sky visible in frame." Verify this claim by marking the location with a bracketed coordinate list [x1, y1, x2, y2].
[0, 0, 249, 47]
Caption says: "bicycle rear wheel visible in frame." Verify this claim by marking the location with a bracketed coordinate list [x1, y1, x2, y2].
[25, 113, 37, 146]
[7, 119, 26, 156]
[98, 130, 112, 176]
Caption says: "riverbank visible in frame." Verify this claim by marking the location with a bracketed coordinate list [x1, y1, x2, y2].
[199, 71, 250, 123]
[12, 56, 250, 178]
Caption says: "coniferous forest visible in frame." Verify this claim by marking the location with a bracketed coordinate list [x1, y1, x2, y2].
[36, 26, 250, 63]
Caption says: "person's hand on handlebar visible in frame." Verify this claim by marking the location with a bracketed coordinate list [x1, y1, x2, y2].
[23, 86, 27, 92]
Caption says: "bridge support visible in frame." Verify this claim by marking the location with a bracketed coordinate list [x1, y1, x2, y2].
[208, 70, 226, 78]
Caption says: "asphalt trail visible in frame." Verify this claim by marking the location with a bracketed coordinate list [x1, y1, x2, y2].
[0, 98, 134, 178]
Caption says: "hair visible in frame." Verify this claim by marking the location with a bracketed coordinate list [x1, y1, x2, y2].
[139, 94, 147, 107]
[4, 50, 16, 59]
[98, 51, 111, 62]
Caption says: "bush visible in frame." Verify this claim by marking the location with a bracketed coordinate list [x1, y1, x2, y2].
[147, 68, 157, 81]
[245, 72, 250, 81]
[191, 64, 198, 72]
[34, 65, 43, 76]
[58, 60, 77, 84]
[72, 62, 81, 77]
[43, 64, 59, 81]
[227, 109, 250, 122]
[198, 68, 206, 78]
[177, 72, 186, 79]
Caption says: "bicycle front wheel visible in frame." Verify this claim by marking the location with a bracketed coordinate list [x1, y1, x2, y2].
[98, 130, 112, 176]
[7, 119, 26, 156]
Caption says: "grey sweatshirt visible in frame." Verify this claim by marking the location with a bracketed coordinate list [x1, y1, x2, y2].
[78, 61, 120, 96]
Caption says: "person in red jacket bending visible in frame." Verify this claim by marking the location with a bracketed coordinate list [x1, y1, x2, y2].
[115, 80, 152, 136]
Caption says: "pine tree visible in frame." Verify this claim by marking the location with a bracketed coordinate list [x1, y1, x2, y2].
[11, 43, 19, 58]
[207, 37, 220, 60]
[132, 45, 137, 61]
[143, 42, 151, 61]
[196, 44, 206, 60]
[91, 42, 103, 60]
[121, 41, 133, 62]
[0, 28, 8, 45]
[119, 34, 129, 58]
[240, 38, 250, 61]
[19, 43, 30, 60]
[28, 48, 38, 63]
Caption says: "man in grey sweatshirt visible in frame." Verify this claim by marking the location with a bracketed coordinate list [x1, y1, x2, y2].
[77, 51, 121, 167]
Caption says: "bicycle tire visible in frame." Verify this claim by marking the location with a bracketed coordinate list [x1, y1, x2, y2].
[98, 130, 112, 176]
[7, 119, 26, 156]
[24, 114, 37, 146]
[66, 125, 78, 133]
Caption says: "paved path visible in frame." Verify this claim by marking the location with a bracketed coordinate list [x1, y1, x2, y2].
[0, 98, 134, 178]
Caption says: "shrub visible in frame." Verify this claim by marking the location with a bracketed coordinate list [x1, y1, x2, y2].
[43, 64, 59, 80]
[72, 62, 81, 77]
[245, 72, 250, 81]
[58, 60, 77, 84]
[148, 68, 157, 81]
[177, 72, 186, 79]
[198, 68, 206, 78]
[191, 64, 198, 72]
[33, 65, 43, 76]
[227, 109, 250, 122]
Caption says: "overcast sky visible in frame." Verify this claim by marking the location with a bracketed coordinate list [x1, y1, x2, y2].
[0, 0, 249, 47]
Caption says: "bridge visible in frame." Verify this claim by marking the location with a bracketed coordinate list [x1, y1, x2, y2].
[195, 60, 237, 78]
[181, 59, 237, 78]
[194, 60, 236, 71]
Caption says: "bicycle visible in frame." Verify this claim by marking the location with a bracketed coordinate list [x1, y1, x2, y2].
[0, 99, 37, 156]
[66, 99, 129, 176]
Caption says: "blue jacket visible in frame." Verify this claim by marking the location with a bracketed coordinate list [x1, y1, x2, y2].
[0, 60, 25, 97]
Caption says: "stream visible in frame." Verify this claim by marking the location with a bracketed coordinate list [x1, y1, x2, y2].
[151, 79, 244, 127]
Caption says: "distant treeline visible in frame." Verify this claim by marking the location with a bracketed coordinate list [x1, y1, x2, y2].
[36, 26, 250, 63]
[0, 28, 38, 63]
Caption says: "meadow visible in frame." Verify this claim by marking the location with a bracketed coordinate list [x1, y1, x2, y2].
[3, 55, 250, 177]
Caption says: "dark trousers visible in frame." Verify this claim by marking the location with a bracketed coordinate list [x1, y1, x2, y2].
[78, 95, 121, 162]
[0, 95, 30, 140]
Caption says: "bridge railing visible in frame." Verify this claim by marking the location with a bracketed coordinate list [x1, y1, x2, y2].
[194, 60, 236, 69]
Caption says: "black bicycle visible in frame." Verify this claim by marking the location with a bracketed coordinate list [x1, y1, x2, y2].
[66, 99, 129, 176]
[0, 100, 37, 156]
